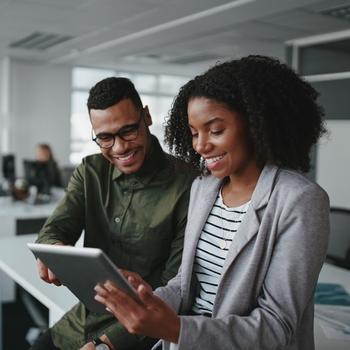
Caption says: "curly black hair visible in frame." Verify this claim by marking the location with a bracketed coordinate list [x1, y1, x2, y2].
[165, 55, 326, 172]
[87, 77, 143, 112]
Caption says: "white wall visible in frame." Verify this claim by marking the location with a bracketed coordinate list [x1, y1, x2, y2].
[316, 120, 350, 209]
[0, 57, 10, 157]
[9, 59, 72, 175]
[0, 60, 3, 156]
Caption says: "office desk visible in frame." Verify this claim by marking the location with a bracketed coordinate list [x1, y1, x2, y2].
[315, 263, 350, 350]
[0, 234, 78, 325]
[0, 234, 78, 350]
[0, 189, 64, 302]
[0, 189, 64, 238]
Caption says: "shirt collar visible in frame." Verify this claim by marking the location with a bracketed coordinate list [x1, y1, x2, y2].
[112, 135, 167, 185]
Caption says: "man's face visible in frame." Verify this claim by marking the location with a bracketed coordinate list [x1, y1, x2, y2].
[90, 99, 152, 175]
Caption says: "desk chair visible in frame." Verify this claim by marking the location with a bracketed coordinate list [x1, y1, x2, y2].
[16, 218, 48, 236]
[60, 165, 75, 188]
[326, 207, 350, 269]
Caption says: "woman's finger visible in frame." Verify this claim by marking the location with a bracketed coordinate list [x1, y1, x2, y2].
[137, 284, 161, 309]
[127, 276, 140, 290]
[104, 280, 120, 292]
[94, 283, 108, 295]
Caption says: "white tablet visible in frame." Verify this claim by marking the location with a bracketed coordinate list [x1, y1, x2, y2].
[27, 243, 139, 314]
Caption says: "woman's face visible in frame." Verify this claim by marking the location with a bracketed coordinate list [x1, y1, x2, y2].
[36, 146, 50, 162]
[188, 97, 256, 179]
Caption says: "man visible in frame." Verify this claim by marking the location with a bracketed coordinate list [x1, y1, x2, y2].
[30, 77, 195, 350]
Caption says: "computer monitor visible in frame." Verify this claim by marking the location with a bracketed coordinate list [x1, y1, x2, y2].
[23, 160, 51, 195]
[2, 154, 16, 181]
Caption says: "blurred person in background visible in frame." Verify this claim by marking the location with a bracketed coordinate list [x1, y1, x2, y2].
[36, 143, 62, 187]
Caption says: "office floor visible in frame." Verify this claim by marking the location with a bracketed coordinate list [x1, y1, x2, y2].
[2, 287, 48, 350]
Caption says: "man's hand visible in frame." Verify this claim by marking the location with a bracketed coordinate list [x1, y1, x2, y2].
[36, 258, 62, 286]
[36, 242, 64, 286]
[95, 279, 180, 343]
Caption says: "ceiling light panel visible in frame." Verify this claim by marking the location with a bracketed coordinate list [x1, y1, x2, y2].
[320, 3, 350, 21]
[9, 32, 73, 50]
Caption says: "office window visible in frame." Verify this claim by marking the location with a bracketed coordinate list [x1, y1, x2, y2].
[72, 67, 115, 89]
[70, 67, 190, 164]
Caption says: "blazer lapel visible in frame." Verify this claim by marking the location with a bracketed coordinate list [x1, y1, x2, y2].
[221, 206, 260, 272]
[220, 165, 279, 279]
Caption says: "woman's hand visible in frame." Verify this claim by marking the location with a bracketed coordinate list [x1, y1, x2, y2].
[94, 279, 180, 343]
[118, 268, 150, 291]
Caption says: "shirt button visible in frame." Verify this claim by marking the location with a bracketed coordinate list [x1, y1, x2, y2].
[114, 217, 121, 223]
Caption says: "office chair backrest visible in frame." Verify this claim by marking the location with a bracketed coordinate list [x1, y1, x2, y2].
[60, 165, 76, 188]
[327, 207, 350, 269]
[2, 154, 16, 181]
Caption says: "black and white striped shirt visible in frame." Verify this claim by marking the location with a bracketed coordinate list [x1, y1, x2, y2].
[192, 190, 250, 316]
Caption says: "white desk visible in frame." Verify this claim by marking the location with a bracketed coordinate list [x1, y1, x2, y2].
[0, 234, 79, 350]
[0, 234, 78, 326]
[314, 263, 350, 350]
[0, 189, 64, 238]
[0, 189, 64, 302]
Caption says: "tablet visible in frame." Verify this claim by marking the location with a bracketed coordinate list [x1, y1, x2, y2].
[27, 243, 139, 314]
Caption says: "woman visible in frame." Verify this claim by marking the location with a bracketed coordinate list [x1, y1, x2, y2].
[94, 55, 329, 350]
[36, 143, 62, 187]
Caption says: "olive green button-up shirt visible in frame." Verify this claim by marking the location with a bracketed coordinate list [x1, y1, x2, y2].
[36, 136, 195, 349]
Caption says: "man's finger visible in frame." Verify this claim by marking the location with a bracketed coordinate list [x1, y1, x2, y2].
[37, 259, 49, 280]
[48, 269, 61, 285]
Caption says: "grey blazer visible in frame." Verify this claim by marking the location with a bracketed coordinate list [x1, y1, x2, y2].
[154, 165, 330, 350]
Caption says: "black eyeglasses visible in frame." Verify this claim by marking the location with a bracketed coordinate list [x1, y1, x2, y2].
[92, 111, 144, 149]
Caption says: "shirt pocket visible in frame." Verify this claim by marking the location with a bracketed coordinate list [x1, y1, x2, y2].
[120, 222, 173, 276]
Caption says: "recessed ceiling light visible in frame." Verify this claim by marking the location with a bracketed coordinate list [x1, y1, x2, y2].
[9, 32, 73, 50]
[320, 4, 350, 21]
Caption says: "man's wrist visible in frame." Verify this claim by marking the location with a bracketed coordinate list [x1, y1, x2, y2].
[92, 336, 110, 349]
[93, 334, 114, 350]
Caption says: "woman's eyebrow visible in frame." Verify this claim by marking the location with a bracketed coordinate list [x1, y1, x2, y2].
[189, 117, 224, 129]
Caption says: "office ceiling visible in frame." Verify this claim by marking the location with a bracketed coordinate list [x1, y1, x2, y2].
[0, 0, 350, 75]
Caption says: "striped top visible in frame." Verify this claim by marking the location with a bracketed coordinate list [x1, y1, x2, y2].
[192, 189, 250, 316]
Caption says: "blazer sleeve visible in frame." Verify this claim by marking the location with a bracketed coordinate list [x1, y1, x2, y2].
[154, 267, 183, 312]
[171, 183, 330, 350]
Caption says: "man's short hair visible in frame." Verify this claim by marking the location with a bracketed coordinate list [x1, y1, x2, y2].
[87, 77, 143, 112]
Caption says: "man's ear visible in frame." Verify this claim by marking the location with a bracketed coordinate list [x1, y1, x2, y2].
[143, 106, 152, 127]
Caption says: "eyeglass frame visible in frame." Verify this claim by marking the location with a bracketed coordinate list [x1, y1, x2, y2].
[91, 109, 145, 149]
